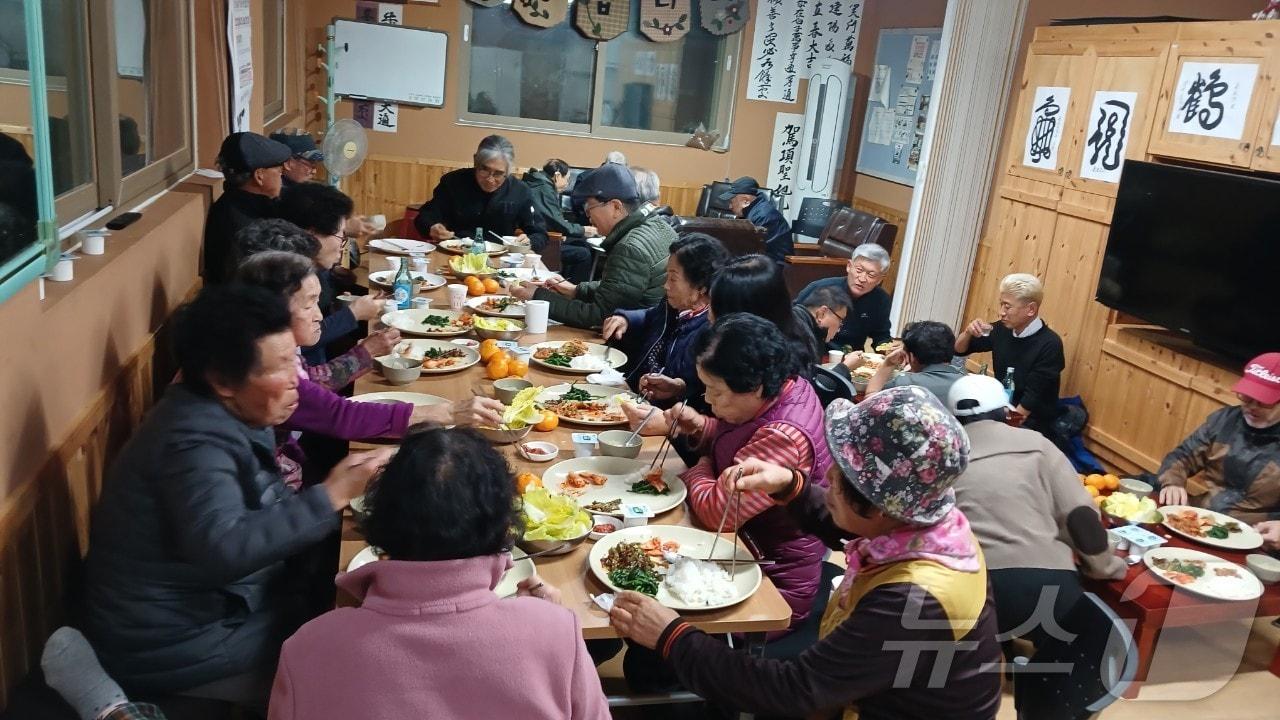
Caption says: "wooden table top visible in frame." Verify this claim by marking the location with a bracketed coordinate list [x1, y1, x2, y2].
[340, 247, 793, 639]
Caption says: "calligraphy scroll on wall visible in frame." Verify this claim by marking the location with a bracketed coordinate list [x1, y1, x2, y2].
[1079, 90, 1137, 183]
[747, 0, 802, 102]
[1167, 61, 1259, 140]
[800, 0, 863, 78]
[640, 0, 691, 42]
[766, 112, 805, 215]
[700, 0, 749, 35]
[513, 0, 568, 27]
[576, 0, 631, 40]
[1021, 86, 1070, 169]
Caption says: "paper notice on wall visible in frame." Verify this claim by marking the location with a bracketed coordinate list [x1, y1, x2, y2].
[352, 101, 374, 129]
[1167, 61, 1259, 140]
[904, 35, 929, 84]
[766, 112, 806, 213]
[891, 115, 913, 144]
[895, 84, 919, 115]
[867, 106, 893, 145]
[655, 64, 681, 102]
[372, 102, 398, 133]
[907, 132, 922, 171]
[377, 3, 404, 24]
[870, 64, 891, 106]
[891, 142, 905, 165]
[1022, 86, 1070, 169]
[227, 0, 253, 132]
[924, 40, 939, 82]
[635, 51, 657, 77]
[1079, 90, 1138, 183]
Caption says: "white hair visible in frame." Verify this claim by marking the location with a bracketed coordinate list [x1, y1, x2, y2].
[604, 150, 628, 166]
[631, 167, 661, 203]
[999, 273, 1044, 304]
[474, 134, 515, 169]
[851, 243, 891, 273]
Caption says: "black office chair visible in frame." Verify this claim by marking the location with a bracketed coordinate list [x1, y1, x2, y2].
[792, 197, 848, 242]
[809, 364, 856, 408]
[1012, 592, 1137, 720]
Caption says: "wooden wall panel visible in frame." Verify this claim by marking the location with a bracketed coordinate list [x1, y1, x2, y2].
[1004, 42, 1096, 185]
[1087, 350, 1193, 470]
[1040, 213, 1110, 397]
[962, 195, 1060, 327]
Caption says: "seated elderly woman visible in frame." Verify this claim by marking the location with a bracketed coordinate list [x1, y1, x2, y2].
[664, 314, 832, 636]
[712, 254, 824, 364]
[610, 387, 1003, 720]
[82, 285, 391, 711]
[414, 134, 548, 251]
[268, 428, 610, 719]
[234, 252, 502, 486]
[794, 243, 894, 353]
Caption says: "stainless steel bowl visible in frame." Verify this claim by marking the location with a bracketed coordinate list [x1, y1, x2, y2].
[473, 323, 525, 341]
[475, 424, 532, 445]
[517, 531, 589, 556]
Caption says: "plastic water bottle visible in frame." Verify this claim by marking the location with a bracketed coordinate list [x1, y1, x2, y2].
[1003, 366, 1016, 402]
[471, 227, 487, 256]
[392, 258, 413, 310]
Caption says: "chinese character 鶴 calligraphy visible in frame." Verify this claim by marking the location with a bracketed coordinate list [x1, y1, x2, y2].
[1179, 68, 1228, 131]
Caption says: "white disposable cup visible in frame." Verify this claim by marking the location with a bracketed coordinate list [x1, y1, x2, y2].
[573, 440, 597, 458]
[827, 350, 845, 365]
[370, 214, 387, 231]
[50, 259, 74, 282]
[411, 297, 432, 310]
[410, 257, 429, 274]
[524, 299, 550, 334]
[446, 284, 468, 310]
[386, 257, 402, 273]
[525, 253, 542, 270]
[82, 233, 106, 255]
[382, 299, 400, 316]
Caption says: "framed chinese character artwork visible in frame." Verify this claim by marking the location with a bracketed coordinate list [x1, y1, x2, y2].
[1003, 41, 1094, 187]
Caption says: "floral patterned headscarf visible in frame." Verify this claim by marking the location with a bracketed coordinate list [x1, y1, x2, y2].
[823, 387, 970, 525]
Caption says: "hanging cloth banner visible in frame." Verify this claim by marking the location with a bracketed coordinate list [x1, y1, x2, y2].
[576, 0, 631, 40]
[466, 0, 506, 7]
[513, 0, 568, 27]
[700, 0, 749, 35]
[640, 0, 691, 42]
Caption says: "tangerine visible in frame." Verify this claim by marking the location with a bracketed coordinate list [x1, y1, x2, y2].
[482, 278, 501, 294]
[478, 339, 500, 362]
[516, 472, 542, 493]
[466, 278, 485, 297]
[1085, 485, 1100, 498]
[486, 355, 510, 379]
[534, 411, 559, 432]
[1104, 475, 1120, 491]
[509, 359, 529, 377]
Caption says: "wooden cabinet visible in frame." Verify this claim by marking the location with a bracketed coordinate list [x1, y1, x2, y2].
[1003, 41, 1096, 186]
[1148, 24, 1280, 168]
[1250, 60, 1280, 171]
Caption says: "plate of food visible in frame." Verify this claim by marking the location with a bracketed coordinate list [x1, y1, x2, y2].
[368, 269, 447, 291]
[1143, 546, 1263, 602]
[350, 391, 448, 407]
[347, 545, 534, 597]
[381, 309, 474, 337]
[589, 526, 762, 611]
[466, 295, 527, 318]
[382, 339, 480, 374]
[1160, 506, 1263, 550]
[438, 239, 506, 256]
[541, 456, 686, 516]
[495, 267, 536, 283]
[536, 384, 635, 426]
[369, 238, 435, 255]
[528, 340, 627, 374]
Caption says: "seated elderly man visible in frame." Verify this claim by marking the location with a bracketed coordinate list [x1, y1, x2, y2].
[511, 163, 675, 329]
[794, 243, 894, 353]
[81, 285, 389, 712]
[202, 132, 292, 285]
[269, 131, 323, 189]
[955, 272, 1065, 440]
[863, 320, 967, 402]
[631, 166, 679, 229]
[413, 134, 548, 252]
[1161, 353, 1280, 526]
[721, 176, 793, 264]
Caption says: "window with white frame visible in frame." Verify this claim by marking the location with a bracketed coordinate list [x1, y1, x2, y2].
[461, 2, 738, 148]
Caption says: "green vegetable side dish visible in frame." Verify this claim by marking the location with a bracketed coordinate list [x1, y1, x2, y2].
[420, 314, 449, 327]
[560, 386, 601, 402]
[544, 352, 573, 367]
[630, 479, 671, 495]
[608, 567, 659, 596]
[1206, 524, 1231, 540]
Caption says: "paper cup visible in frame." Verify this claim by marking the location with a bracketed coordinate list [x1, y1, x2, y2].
[827, 350, 845, 365]
[446, 284, 468, 311]
[410, 257, 429, 274]
[82, 233, 106, 255]
[50, 258, 74, 282]
[524, 300, 550, 334]
[411, 297, 432, 310]
[370, 214, 387, 231]
[382, 299, 400, 316]
[386, 257, 402, 273]
[524, 253, 542, 270]
[573, 440, 597, 458]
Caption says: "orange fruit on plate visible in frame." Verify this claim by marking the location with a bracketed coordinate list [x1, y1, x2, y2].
[478, 339, 500, 362]
[1093, 494, 1106, 506]
[509, 359, 529, 378]
[482, 278, 501, 294]
[1104, 475, 1120, 491]
[1085, 485, 1100, 497]
[534, 411, 559, 432]
[516, 472, 542, 493]
[486, 355, 510, 380]
[1085, 474, 1105, 489]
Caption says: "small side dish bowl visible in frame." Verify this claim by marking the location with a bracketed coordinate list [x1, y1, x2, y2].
[517, 441, 559, 463]
[1246, 554, 1280, 584]
[597, 430, 642, 459]
[376, 356, 423, 385]
[589, 515, 622, 541]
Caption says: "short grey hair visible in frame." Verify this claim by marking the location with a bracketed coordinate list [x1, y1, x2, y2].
[474, 134, 515, 169]
[631, 166, 661, 203]
[851, 243, 891, 273]
[604, 150, 628, 166]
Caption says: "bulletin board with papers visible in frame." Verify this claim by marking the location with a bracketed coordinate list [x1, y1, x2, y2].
[854, 27, 942, 187]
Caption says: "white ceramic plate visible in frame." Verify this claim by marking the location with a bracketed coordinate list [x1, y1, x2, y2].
[350, 391, 448, 407]
[494, 267, 536, 283]
[439, 239, 506, 256]
[369, 238, 435, 255]
[528, 341, 627, 374]
[589, 526, 762, 611]
[540, 456, 685, 516]
[466, 295, 527, 318]
[368, 269, 446, 291]
[1143, 546, 1263, 602]
[347, 546, 534, 598]
[536, 384, 635, 426]
[1159, 505, 1264, 550]
[382, 339, 480, 375]
[381, 308, 473, 337]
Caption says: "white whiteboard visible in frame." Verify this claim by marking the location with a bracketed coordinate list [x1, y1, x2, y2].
[332, 19, 448, 107]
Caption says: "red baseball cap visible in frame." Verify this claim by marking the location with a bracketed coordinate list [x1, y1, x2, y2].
[1234, 353, 1280, 405]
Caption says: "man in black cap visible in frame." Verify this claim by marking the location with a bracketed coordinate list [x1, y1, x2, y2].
[269, 131, 324, 188]
[721, 176, 793, 264]
[510, 163, 676, 329]
[202, 132, 291, 284]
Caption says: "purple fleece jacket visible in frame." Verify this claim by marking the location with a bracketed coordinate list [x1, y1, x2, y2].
[282, 377, 412, 439]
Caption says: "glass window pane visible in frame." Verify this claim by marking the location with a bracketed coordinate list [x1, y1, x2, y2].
[1, 0, 95, 197]
[0, 2, 38, 260]
[467, 6, 594, 124]
[262, 0, 284, 120]
[116, 0, 186, 176]
[601, 3, 727, 134]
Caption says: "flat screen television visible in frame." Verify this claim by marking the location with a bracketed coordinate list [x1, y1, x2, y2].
[1097, 161, 1280, 362]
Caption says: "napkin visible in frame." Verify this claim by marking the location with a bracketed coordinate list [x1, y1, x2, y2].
[586, 367, 627, 387]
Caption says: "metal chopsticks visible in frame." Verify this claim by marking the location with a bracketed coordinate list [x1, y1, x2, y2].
[706, 468, 743, 576]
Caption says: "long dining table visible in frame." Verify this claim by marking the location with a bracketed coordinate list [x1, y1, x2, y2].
[338, 244, 793, 642]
